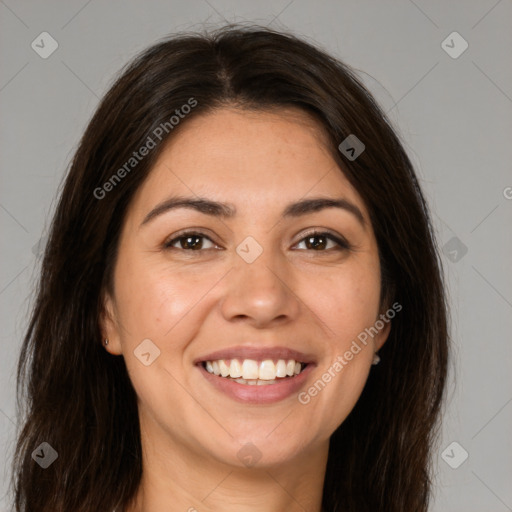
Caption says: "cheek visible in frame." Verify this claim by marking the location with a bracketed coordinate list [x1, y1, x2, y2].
[114, 253, 219, 343]
[310, 259, 381, 343]
[300, 259, 381, 430]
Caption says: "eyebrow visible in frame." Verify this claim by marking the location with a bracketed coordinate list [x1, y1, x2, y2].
[140, 195, 366, 229]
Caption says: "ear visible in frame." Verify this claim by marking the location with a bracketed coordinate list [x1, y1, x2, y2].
[374, 316, 392, 352]
[99, 291, 123, 355]
[374, 281, 396, 352]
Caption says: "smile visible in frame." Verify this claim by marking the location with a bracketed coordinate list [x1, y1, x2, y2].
[202, 358, 306, 385]
[195, 346, 316, 404]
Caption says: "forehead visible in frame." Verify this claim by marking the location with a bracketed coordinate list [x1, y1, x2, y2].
[129, 107, 368, 222]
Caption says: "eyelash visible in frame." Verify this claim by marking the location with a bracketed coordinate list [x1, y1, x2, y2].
[163, 229, 352, 253]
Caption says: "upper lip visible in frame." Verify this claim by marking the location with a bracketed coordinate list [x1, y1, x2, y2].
[194, 345, 317, 365]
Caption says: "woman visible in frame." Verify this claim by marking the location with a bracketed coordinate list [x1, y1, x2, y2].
[11, 24, 449, 512]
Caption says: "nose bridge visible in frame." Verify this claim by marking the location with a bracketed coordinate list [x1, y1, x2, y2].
[220, 235, 299, 326]
[235, 236, 286, 299]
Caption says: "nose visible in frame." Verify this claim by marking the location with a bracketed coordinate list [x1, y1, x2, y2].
[220, 248, 301, 329]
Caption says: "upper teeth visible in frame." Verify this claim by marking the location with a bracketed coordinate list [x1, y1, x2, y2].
[204, 359, 303, 380]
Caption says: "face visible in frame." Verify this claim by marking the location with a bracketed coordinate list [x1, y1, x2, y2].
[101, 107, 391, 469]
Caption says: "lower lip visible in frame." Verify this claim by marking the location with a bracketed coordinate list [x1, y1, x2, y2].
[197, 363, 315, 404]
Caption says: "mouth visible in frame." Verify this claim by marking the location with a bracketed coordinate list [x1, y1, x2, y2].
[200, 358, 308, 385]
[194, 346, 316, 404]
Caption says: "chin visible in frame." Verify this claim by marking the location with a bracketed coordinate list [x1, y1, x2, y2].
[207, 431, 310, 470]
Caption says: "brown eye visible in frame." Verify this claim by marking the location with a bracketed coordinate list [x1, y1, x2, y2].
[294, 231, 351, 251]
[164, 232, 217, 251]
[163, 230, 351, 253]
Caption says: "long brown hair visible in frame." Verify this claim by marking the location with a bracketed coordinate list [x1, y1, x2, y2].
[11, 24, 449, 512]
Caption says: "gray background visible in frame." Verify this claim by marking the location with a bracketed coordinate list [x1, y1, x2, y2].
[1, 1, 511, 510]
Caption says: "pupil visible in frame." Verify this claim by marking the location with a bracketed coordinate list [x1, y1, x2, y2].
[183, 235, 202, 250]
[307, 235, 326, 250]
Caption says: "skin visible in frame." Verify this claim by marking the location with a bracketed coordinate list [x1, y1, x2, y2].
[101, 107, 391, 512]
